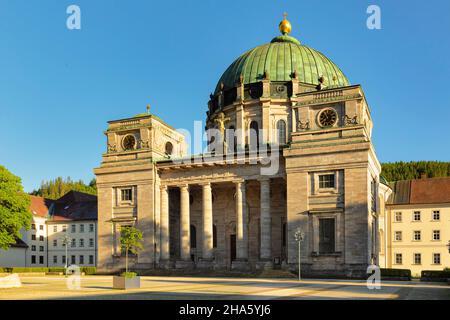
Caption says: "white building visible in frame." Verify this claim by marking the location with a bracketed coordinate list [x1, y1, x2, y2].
[0, 191, 98, 268]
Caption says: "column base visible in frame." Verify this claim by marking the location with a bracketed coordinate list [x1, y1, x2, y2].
[231, 260, 250, 271]
[158, 260, 174, 269]
[256, 260, 273, 270]
[175, 260, 195, 269]
[196, 259, 214, 270]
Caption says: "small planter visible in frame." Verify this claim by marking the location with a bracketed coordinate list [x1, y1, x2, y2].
[113, 276, 141, 290]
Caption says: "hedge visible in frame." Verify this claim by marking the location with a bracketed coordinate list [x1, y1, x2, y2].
[0, 267, 96, 274]
[380, 268, 412, 280]
[421, 270, 450, 282]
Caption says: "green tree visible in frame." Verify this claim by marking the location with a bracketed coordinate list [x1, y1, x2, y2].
[381, 161, 450, 182]
[0, 165, 32, 250]
[119, 226, 143, 274]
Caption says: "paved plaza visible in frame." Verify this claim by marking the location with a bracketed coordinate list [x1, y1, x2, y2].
[0, 276, 449, 300]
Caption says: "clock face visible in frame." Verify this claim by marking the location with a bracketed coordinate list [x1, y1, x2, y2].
[122, 135, 136, 151]
[318, 109, 338, 127]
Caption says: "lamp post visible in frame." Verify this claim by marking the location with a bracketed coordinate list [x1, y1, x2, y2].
[61, 235, 71, 276]
[294, 228, 305, 281]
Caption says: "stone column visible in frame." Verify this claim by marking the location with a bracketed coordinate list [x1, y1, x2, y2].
[160, 185, 170, 263]
[235, 180, 248, 262]
[201, 183, 213, 260]
[259, 178, 272, 265]
[179, 184, 191, 261]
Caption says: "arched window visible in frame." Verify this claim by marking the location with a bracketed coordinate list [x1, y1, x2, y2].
[190, 225, 197, 249]
[213, 225, 217, 248]
[249, 121, 259, 150]
[277, 120, 287, 145]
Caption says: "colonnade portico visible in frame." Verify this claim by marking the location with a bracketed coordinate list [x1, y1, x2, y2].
[159, 178, 273, 270]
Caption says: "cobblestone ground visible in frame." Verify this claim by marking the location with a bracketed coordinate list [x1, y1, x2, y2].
[0, 276, 449, 300]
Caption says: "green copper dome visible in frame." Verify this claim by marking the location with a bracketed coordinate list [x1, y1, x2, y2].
[215, 34, 349, 94]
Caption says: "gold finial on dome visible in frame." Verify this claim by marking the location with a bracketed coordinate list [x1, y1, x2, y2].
[279, 12, 292, 35]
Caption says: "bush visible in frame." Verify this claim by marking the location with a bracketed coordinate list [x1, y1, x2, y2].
[121, 272, 137, 279]
[421, 270, 450, 282]
[80, 267, 96, 275]
[380, 268, 411, 280]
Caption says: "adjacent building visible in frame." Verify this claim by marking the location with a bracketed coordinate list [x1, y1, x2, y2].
[383, 177, 450, 276]
[0, 191, 98, 268]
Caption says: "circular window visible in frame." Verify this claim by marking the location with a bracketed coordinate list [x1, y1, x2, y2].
[318, 109, 338, 127]
[122, 135, 136, 151]
[165, 142, 173, 155]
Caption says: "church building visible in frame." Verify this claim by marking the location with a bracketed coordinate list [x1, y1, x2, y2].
[94, 16, 383, 278]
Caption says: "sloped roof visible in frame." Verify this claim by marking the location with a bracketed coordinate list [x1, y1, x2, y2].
[50, 191, 98, 221]
[11, 238, 28, 249]
[29, 195, 53, 218]
[388, 177, 450, 205]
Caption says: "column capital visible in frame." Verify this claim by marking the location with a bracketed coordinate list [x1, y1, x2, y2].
[198, 182, 211, 187]
[179, 184, 189, 191]
[160, 184, 168, 191]
[233, 179, 246, 185]
[258, 177, 271, 183]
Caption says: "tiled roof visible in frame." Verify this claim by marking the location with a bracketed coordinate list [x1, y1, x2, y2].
[29, 195, 53, 218]
[50, 191, 98, 221]
[388, 177, 450, 205]
[11, 238, 28, 249]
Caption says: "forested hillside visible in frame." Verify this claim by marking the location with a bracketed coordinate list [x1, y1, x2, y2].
[381, 161, 450, 182]
[31, 177, 97, 200]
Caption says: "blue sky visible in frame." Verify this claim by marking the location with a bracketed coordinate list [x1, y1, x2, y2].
[0, 0, 449, 192]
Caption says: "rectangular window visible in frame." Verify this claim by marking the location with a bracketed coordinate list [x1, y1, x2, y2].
[414, 253, 421, 265]
[53, 239, 57, 247]
[319, 218, 335, 253]
[31, 235, 36, 241]
[62, 255, 66, 264]
[89, 255, 94, 265]
[432, 211, 440, 221]
[53, 225, 57, 232]
[39, 256, 44, 264]
[79, 239, 84, 247]
[31, 224, 36, 230]
[433, 230, 440, 241]
[79, 255, 84, 265]
[121, 188, 133, 201]
[395, 212, 402, 222]
[62, 225, 67, 233]
[433, 253, 441, 265]
[318, 174, 335, 189]
[89, 238, 94, 248]
[394, 231, 402, 241]
[31, 255, 36, 264]
[39, 235, 44, 241]
[31, 245, 36, 251]
[79, 224, 84, 233]
[53, 256, 57, 264]
[39, 246, 44, 252]
[89, 224, 94, 232]
[71, 239, 76, 248]
[395, 253, 402, 264]
[371, 179, 377, 212]
[71, 225, 76, 233]
[39, 225, 43, 230]
[413, 231, 421, 241]
[413, 211, 421, 221]
[71, 255, 76, 264]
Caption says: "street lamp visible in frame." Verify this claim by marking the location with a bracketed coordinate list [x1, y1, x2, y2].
[294, 228, 305, 281]
[61, 235, 71, 276]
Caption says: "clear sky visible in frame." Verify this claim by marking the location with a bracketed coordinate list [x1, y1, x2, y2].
[1, 0, 449, 192]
